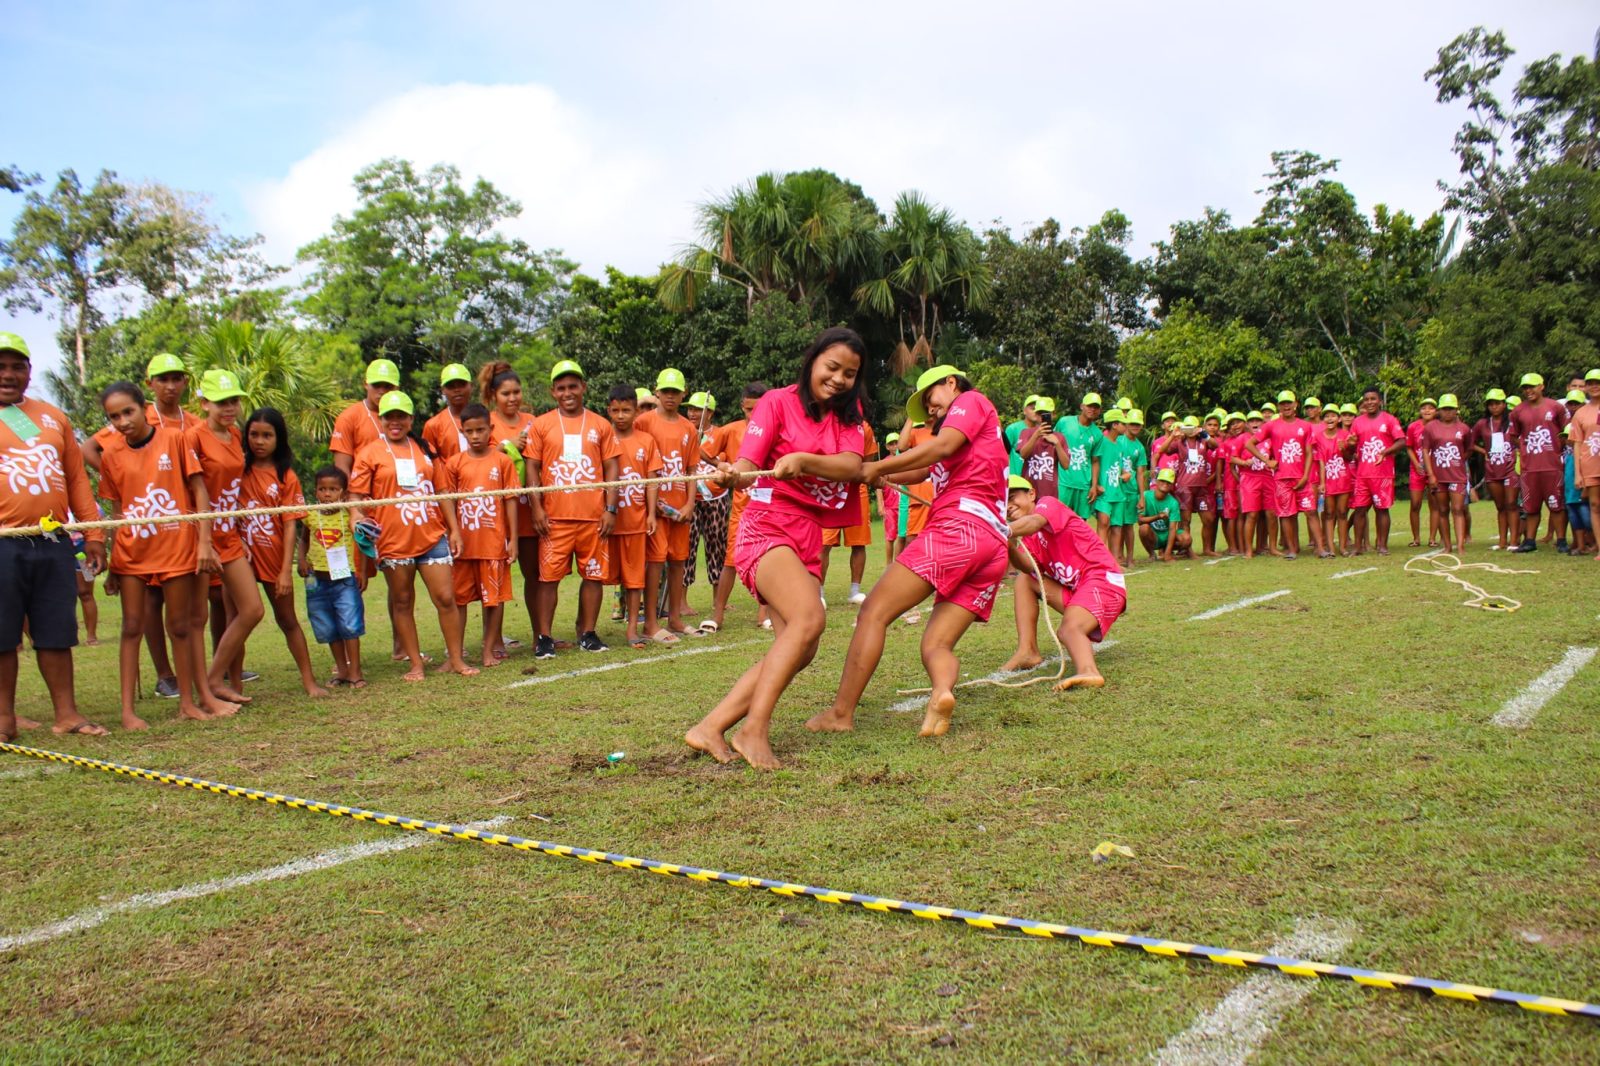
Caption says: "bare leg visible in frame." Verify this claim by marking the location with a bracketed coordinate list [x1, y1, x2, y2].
[164, 574, 223, 720]
[1053, 605, 1109, 691]
[207, 558, 263, 703]
[76, 572, 99, 644]
[710, 565, 738, 628]
[1001, 571, 1044, 671]
[917, 602, 979, 737]
[385, 565, 427, 681]
[481, 604, 504, 667]
[1374, 507, 1392, 553]
[517, 535, 540, 645]
[268, 587, 329, 697]
[143, 583, 174, 684]
[665, 560, 690, 633]
[576, 578, 603, 636]
[419, 561, 477, 676]
[115, 577, 153, 729]
[535, 577, 559, 638]
[806, 561, 932, 733]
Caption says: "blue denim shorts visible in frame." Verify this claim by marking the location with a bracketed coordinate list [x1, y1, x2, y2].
[1568, 499, 1592, 534]
[379, 534, 453, 570]
[305, 574, 365, 643]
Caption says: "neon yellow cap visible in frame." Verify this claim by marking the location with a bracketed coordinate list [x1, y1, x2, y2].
[366, 359, 401, 387]
[1276, 390, 1296, 403]
[377, 391, 414, 416]
[655, 368, 687, 392]
[198, 368, 245, 402]
[1007, 474, 1033, 492]
[1566, 389, 1586, 403]
[1126, 409, 1144, 424]
[1519, 372, 1544, 388]
[146, 352, 187, 378]
[440, 363, 471, 385]
[1437, 393, 1459, 409]
[0, 332, 30, 359]
[1033, 396, 1055, 413]
[906, 364, 964, 424]
[1081, 392, 1103, 408]
[550, 359, 584, 383]
[1156, 468, 1176, 484]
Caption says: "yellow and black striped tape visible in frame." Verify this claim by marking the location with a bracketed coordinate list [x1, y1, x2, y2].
[4, 742, 1595, 1022]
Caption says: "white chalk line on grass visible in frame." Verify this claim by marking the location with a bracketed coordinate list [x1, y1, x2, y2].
[1154, 917, 1356, 1066]
[1204, 555, 1237, 566]
[0, 764, 67, 782]
[1328, 567, 1378, 580]
[1490, 646, 1597, 729]
[1187, 590, 1291, 622]
[505, 638, 766, 689]
[885, 640, 1120, 713]
[0, 816, 512, 952]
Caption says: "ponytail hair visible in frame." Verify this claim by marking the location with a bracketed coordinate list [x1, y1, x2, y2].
[479, 360, 520, 406]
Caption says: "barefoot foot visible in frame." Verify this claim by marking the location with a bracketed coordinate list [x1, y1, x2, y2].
[403, 667, 426, 682]
[1053, 673, 1106, 692]
[304, 684, 332, 699]
[730, 729, 782, 770]
[685, 724, 736, 763]
[209, 683, 251, 704]
[804, 708, 855, 733]
[179, 704, 214, 722]
[51, 716, 108, 736]
[919, 690, 956, 737]
[122, 713, 150, 731]
[1000, 651, 1044, 672]
[445, 661, 480, 677]
[16, 715, 43, 730]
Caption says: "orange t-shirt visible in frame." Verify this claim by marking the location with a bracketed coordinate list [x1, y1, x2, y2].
[613, 430, 663, 535]
[0, 397, 105, 542]
[238, 464, 307, 583]
[97, 425, 201, 575]
[532, 408, 621, 522]
[183, 423, 247, 562]
[634, 410, 699, 510]
[693, 422, 728, 501]
[717, 419, 750, 511]
[329, 400, 383, 459]
[92, 404, 193, 449]
[350, 437, 446, 561]
[422, 406, 470, 462]
[440, 449, 519, 560]
[488, 410, 540, 536]
[902, 424, 936, 507]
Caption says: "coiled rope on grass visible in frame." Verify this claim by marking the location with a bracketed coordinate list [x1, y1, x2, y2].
[1403, 552, 1535, 612]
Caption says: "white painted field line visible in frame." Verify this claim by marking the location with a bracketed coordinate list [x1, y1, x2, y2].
[1328, 567, 1377, 580]
[885, 640, 1119, 713]
[505, 638, 765, 689]
[1187, 590, 1291, 622]
[0, 816, 512, 952]
[1490, 646, 1597, 729]
[1154, 917, 1355, 1066]
[0, 764, 67, 782]
[1204, 555, 1236, 566]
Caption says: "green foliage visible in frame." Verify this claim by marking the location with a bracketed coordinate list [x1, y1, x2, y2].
[965, 359, 1033, 422]
[1116, 304, 1286, 414]
[186, 321, 345, 445]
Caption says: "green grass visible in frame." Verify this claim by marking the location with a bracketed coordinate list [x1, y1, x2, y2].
[3, 501, 1598, 1063]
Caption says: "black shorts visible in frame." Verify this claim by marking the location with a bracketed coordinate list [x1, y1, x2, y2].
[0, 535, 81, 651]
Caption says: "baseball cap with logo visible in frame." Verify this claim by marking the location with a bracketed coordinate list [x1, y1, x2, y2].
[1437, 394, 1459, 409]
[146, 353, 188, 378]
[440, 363, 472, 386]
[1585, 368, 1600, 382]
[366, 359, 401, 387]
[1566, 389, 1586, 404]
[1181, 415, 1199, 428]
[1303, 396, 1321, 408]
[1081, 392, 1103, 408]
[1277, 390, 1297, 403]
[686, 391, 709, 409]
[1116, 396, 1133, 411]
[1421, 397, 1438, 408]
[0, 332, 31, 359]
[885, 431, 900, 445]
[1160, 410, 1177, 422]
[1126, 409, 1145, 424]
[1103, 408, 1124, 425]
[1033, 396, 1055, 413]
[1340, 403, 1358, 415]
[1485, 388, 1507, 402]
[655, 368, 687, 392]
[906, 364, 964, 424]
[198, 368, 245, 402]
[1156, 468, 1177, 484]
[550, 359, 585, 383]
[1520, 372, 1544, 388]
[1007, 474, 1033, 492]
[378, 391, 414, 416]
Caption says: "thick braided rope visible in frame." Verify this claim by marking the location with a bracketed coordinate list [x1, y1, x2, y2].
[0, 470, 776, 538]
[1402, 552, 1535, 612]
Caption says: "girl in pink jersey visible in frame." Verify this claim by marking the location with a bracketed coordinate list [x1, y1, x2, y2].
[685, 328, 868, 770]
[807, 366, 1009, 740]
[1317, 405, 1354, 556]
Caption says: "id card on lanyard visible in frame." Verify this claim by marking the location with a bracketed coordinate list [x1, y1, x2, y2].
[325, 545, 353, 580]
[0, 404, 42, 443]
[394, 457, 419, 488]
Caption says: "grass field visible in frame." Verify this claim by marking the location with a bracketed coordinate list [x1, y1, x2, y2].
[3, 500, 1598, 1063]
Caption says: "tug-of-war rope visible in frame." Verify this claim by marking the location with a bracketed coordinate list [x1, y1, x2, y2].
[1402, 552, 1536, 612]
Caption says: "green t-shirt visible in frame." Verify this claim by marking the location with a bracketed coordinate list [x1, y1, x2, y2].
[1097, 432, 1125, 501]
[1054, 415, 1105, 490]
[1120, 436, 1148, 493]
[1004, 419, 1026, 476]
[1142, 489, 1180, 541]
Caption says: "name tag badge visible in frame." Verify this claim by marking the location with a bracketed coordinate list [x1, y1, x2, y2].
[563, 432, 583, 462]
[325, 545, 352, 580]
[394, 457, 419, 488]
[1491, 432, 1504, 451]
[748, 487, 772, 503]
[457, 431, 469, 454]
[1106, 571, 1128, 589]
[0, 405, 43, 443]
[1188, 447, 1200, 463]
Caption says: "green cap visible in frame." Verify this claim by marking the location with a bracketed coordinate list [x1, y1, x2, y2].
[1181, 415, 1200, 429]
[1081, 392, 1103, 408]
[0, 332, 31, 359]
[1207, 407, 1227, 422]
[636, 387, 654, 403]
[1156, 468, 1177, 484]
[550, 358, 585, 383]
[1116, 396, 1133, 411]
[1340, 403, 1358, 414]
[1248, 409, 1265, 421]
[1033, 396, 1055, 413]
[146, 353, 188, 378]
[1437, 393, 1459, 409]
[1484, 388, 1507, 402]
[885, 432, 900, 444]
[685, 391, 710, 409]
[1161, 410, 1177, 422]
[1227, 411, 1245, 424]
[1519, 372, 1544, 388]
[377, 391, 414, 416]
[1024, 394, 1041, 408]
[1586, 369, 1600, 383]
[366, 359, 401, 387]
[1507, 396, 1522, 408]
[655, 368, 687, 392]
[1007, 474, 1033, 492]
[198, 368, 245, 402]
[1276, 390, 1296, 403]
[440, 363, 471, 386]
[1566, 389, 1586, 404]
[1103, 408, 1125, 425]
[906, 364, 963, 424]
[1421, 397, 1437, 409]
[1303, 396, 1321, 408]
[1126, 409, 1145, 424]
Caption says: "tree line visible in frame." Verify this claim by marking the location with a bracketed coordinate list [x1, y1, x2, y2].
[3, 24, 1597, 470]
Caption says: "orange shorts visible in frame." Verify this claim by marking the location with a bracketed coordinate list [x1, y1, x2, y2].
[905, 502, 930, 536]
[213, 527, 247, 565]
[118, 569, 194, 588]
[823, 521, 872, 548]
[724, 493, 748, 566]
[541, 521, 608, 582]
[647, 516, 691, 563]
[607, 532, 647, 589]
[453, 557, 512, 607]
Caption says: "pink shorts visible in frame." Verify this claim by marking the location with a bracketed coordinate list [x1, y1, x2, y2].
[895, 517, 1009, 622]
[1240, 477, 1272, 514]
[1271, 480, 1300, 519]
[1222, 487, 1240, 519]
[1298, 488, 1318, 513]
[1323, 479, 1352, 498]
[1065, 576, 1127, 643]
[733, 506, 822, 603]
[1408, 469, 1427, 494]
[1351, 475, 1395, 509]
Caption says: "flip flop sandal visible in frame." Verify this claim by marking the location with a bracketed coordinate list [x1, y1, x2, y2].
[54, 722, 107, 736]
[649, 630, 681, 645]
[327, 677, 353, 688]
[697, 620, 720, 634]
[629, 638, 650, 650]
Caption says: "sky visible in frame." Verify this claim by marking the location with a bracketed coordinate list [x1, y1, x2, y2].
[4, 1, 1597, 378]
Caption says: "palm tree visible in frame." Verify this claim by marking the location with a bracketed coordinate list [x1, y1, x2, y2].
[187, 320, 343, 442]
[855, 192, 991, 374]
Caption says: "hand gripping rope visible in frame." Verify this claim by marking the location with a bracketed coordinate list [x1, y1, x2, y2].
[1403, 552, 1535, 612]
[4, 743, 1594, 1021]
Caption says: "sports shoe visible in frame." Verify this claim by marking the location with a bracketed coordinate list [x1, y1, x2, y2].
[154, 676, 179, 699]
[534, 635, 558, 659]
[1555, 539, 1569, 554]
[578, 631, 608, 653]
[1510, 540, 1537, 553]
[241, 670, 260, 683]
[847, 591, 867, 605]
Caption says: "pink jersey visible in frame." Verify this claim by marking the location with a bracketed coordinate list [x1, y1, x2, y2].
[737, 384, 866, 528]
[1422, 419, 1471, 483]
[1019, 496, 1123, 590]
[1151, 435, 1181, 474]
[1406, 420, 1428, 470]
[1254, 417, 1314, 481]
[1219, 434, 1244, 488]
[1317, 429, 1353, 493]
[926, 389, 1009, 542]
[1352, 412, 1405, 478]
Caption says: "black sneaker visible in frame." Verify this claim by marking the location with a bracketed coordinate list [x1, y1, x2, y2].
[534, 635, 558, 659]
[578, 631, 608, 653]
[1510, 540, 1536, 553]
[1555, 539, 1569, 554]
[154, 676, 179, 699]
[241, 670, 260, 683]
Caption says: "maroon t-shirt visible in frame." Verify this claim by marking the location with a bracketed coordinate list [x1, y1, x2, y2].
[1018, 426, 1061, 501]
[1511, 398, 1569, 473]
[1422, 419, 1471, 484]
[1471, 416, 1517, 479]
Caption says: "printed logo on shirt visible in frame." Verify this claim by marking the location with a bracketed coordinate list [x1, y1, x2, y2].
[1325, 455, 1347, 480]
[586, 427, 599, 443]
[1359, 437, 1386, 465]
[214, 477, 243, 532]
[156, 453, 173, 471]
[41, 413, 60, 430]
[547, 453, 598, 487]
[747, 423, 764, 438]
[1069, 444, 1088, 471]
[1046, 559, 1082, 591]
[618, 469, 645, 508]
[266, 482, 280, 499]
[396, 478, 437, 526]
[125, 486, 182, 538]
[1488, 438, 1514, 464]
[1025, 452, 1056, 481]
[1432, 442, 1464, 469]
[1279, 439, 1303, 466]
[457, 493, 497, 531]
[240, 502, 274, 550]
[488, 467, 501, 483]
[802, 477, 852, 511]
[1587, 434, 1600, 458]
[0, 441, 64, 497]
[1523, 426, 1555, 456]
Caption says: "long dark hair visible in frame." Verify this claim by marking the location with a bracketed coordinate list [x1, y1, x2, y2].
[1484, 400, 1510, 433]
[930, 374, 975, 435]
[244, 406, 294, 479]
[796, 327, 866, 426]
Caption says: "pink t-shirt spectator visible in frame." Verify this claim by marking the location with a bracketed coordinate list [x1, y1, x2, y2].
[1511, 397, 1569, 474]
[1352, 412, 1405, 477]
[1151, 435, 1181, 475]
[1318, 429, 1353, 493]
[926, 389, 1009, 542]
[1219, 434, 1245, 488]
[1254, 417, 1314, 482]
[1019, 497, 1123, 590]
[1422, 420, 1471, 484]
[737, 384, 866, 528]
